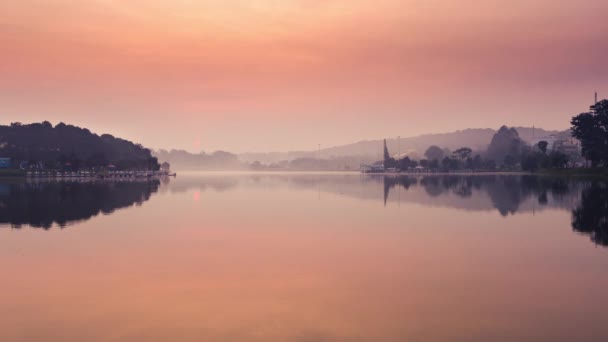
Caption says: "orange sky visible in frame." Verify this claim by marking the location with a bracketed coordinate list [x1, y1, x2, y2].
[1, 0, 607, 152]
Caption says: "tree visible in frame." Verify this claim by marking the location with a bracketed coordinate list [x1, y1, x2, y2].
[472, 155, 483, 170]
[383, 139, 396, 168]
[398, 156, 412, 170]
[67, 152, 81, 171]
[484, 159, 497, 170]
[147, 157, 160, 171]
[465, 157, 473, 170]
[441, 156, 451, 170]
[549, 151, 568, 168]
[424, 145, 444, 161]
[571, 99, 608, 167]
[521, 152, 541, 171]
[86, 152, 108, 168]
[429, 159, 440, 169]
[383, 139, 390, 163]
[452, 147, 472, 160]
[503, 155, 517, 169]
[537, 140, 548, 154]
[419, 159, 429, 168]
[487, 126, 524, 166]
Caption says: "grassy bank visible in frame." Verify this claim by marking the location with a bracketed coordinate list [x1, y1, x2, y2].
[537, 168, 608, 177]
[0, 169, 26, 177]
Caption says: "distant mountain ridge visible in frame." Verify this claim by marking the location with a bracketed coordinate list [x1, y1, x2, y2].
[239, 127, 566, 163]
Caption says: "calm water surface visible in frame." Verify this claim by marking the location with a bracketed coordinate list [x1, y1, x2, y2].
[1, 173, 607, 341]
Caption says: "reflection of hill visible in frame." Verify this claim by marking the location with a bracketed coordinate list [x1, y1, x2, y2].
[0, 180, 160, 229]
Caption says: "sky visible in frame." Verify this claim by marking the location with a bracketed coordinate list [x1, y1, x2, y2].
[1, 0, 607, 153]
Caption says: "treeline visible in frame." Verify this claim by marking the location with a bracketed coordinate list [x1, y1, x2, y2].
[387, 99, 607, 172]
[0, 121, 159, 171]
[382, 124, 572, 172]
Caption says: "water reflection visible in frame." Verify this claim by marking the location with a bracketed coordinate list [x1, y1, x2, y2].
[0, 179, 161, 229]
[384, 175, 605, 247]
[1, 173, 607, 341]
[167, 174, 606, 248]
[383, 175, 578, 215]
[572, 180, 608, 246]
[1, 174, 607, 249]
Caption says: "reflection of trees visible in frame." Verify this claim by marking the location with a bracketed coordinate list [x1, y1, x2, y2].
[420, 177, 443, 197]
[572, 181, 608, 247]
[485, 176, 526, 216]
[0, 180, 160, 229]
[419, 176, 484, 199]
[383, 176, 418, 205]
[384, 175, 580, 216]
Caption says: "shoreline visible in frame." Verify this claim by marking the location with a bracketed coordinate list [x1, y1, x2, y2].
[2, 168, 607, 178]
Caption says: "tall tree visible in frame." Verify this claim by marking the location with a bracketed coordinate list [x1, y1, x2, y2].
[398, 156, 412, 170]
[537, 140, 548, 154]
[424, 145, 444, 161]
[571, 99, 608, 167]
[452, 147, 472, 160]
[383, 139, 390, 163]
[383, 139, 396, 168]
[486, 126, 524, 166]
[473, 154, 483, 170]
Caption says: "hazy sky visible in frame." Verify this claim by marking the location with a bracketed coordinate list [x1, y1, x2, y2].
[1, 0, 607, 153]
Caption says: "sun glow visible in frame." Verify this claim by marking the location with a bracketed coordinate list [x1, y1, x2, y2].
[1, 0, 607, 152]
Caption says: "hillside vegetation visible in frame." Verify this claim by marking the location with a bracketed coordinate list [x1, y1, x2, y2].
[0, 121, 159, 170]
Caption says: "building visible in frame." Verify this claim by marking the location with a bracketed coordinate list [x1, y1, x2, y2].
[530, 134, 559, 151]
[553, 137, 582, 165]
[531, 133, 581, 154]
[360, 164, 385, 173]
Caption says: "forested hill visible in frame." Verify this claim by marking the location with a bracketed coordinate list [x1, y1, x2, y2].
[0, 121, 158, 170]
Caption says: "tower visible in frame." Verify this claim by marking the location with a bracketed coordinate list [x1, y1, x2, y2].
[595, 91, 598, 104]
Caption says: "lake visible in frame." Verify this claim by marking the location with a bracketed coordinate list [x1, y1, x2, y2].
[1, 173, 607, 341]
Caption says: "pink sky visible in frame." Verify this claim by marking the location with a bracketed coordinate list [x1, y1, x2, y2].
[1, 0, 607, 152]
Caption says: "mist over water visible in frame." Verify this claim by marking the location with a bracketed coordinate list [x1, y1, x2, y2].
[1, 173, 607, 341]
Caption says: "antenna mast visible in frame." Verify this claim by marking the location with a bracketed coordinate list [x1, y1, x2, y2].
[595, 91, 598, 104]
